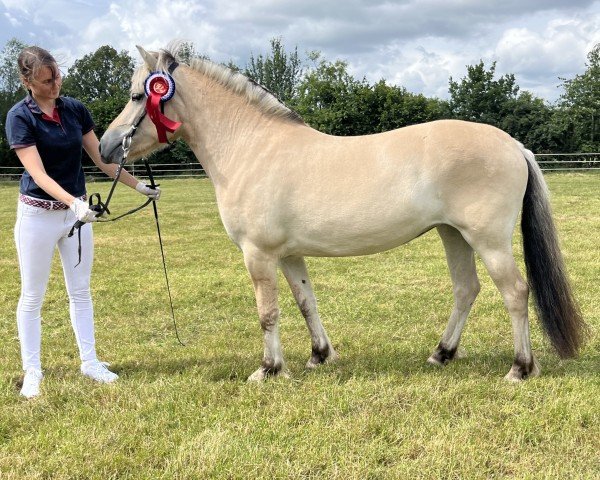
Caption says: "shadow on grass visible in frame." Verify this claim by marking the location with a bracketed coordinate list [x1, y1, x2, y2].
[319, 346, 600, 382]
[114, 352, 254, 382]
[105, 343, 599, 385]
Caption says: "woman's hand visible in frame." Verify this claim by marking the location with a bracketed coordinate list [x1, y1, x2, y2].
[69, 198, 99, 222]
[135, 182, 161, 200]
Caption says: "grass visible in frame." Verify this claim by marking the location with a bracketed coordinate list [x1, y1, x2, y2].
[0, 173, 598, 479]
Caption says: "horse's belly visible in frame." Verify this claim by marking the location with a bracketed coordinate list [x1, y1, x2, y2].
[286, 215, 435, 257]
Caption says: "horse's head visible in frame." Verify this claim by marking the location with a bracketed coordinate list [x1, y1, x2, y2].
[100, 45, 183, 164]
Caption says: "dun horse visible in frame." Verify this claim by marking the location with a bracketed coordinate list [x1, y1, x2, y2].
[100, 45, 586, 381]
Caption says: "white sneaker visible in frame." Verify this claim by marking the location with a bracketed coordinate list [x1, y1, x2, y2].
[20, 368, 43, 398]
[81, 360, 119, 383]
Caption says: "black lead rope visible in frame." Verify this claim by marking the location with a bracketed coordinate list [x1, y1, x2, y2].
[68, 158, 185, 347]
[144, 158, 185, 347]
[68, 153, 136, 266]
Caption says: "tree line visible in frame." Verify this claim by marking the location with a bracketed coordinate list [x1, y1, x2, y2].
[1, 37, 599, 171]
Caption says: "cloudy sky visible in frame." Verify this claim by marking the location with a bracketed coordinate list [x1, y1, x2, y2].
[2, 0, 599, 102]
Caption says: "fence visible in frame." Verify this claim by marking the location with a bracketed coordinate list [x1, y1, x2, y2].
[534, 153, 600, 171]
[1, 154, 599, 181]
[0, 162, 206, 181]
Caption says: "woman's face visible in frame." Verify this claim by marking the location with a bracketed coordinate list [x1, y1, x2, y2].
[26, 65, 62, 102]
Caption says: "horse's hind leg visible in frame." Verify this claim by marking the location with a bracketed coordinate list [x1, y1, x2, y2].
[428, 225, 481, 366]
[243, 248, 287, 381]
[280, 256, 338, 369]
[467, 234, 540, 381]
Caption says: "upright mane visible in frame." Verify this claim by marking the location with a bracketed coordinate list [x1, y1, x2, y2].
[137, 44, 305, 125]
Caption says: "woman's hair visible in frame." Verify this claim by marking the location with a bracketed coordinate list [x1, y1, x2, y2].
[17, 46, 59, 89]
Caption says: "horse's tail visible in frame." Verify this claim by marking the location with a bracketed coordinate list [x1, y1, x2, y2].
[519, 144, 587, 358]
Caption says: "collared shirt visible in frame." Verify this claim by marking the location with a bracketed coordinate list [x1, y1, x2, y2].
[5, 95, 95, 200]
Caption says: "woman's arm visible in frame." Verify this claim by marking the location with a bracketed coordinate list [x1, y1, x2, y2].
[82, 130, 139, 189]
[82, 130, 160, 200]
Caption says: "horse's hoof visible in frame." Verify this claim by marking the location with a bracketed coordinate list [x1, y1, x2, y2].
[247, 368, 267, 382]
[427, 355, 445, 367]
[247, 366, 290, 382]
[503, 357, 541, 382]
[306, 348, 339, 369]
[427, 345, 465, 366]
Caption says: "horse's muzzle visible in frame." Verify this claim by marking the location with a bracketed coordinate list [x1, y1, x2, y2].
[99, 128, 127, 164]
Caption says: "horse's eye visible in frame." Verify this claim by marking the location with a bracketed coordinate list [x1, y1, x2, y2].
[131, 93, 144, 101]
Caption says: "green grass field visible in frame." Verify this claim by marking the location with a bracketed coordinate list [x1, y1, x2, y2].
[0, 174, 598, 479]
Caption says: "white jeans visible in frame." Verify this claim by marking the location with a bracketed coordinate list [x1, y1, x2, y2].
[14, 201, 97, 371]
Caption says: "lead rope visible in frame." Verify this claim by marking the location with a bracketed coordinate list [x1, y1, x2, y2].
[68, 134, 133, 266]
[144, 158, 185, 347]
[68, 147, 185, 346]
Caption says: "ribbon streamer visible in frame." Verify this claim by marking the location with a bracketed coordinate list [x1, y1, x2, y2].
[144, 73, 182, 143]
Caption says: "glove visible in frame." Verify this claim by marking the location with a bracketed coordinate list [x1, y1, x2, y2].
[136, 182, 161, 201]
[69, 198, 99, 223]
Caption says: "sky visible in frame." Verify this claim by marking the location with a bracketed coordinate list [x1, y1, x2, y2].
[1, 0, 599, 102]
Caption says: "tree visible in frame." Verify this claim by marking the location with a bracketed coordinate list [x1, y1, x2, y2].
[0, 38, 26, 94]
[294, 55, 449, 136]
[0, 38, 28, 168]
[373, 80, 449, 132]
[177, 41, 210, 64]
[556, 43, 600, 152]
[244, 37, 303, 103]
[500, 91, 565, 153]
[61, 45, 134, 106]
[293, 56, 369, 135]
[448, 61, 519, 126]
[60, 45, 135, 143]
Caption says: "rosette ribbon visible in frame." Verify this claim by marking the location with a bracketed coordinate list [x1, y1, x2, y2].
[144, 72, 182, 143]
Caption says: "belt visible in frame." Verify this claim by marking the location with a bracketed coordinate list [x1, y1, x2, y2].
[19, 194, 87, 211]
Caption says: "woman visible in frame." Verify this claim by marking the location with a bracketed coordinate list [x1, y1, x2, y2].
[6, 46, 159, 399]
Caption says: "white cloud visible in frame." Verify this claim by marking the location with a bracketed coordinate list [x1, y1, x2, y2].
[47, 0, 219, 67]
[496, 20, 596, 76]
[1, 0, 32, 12]
[4, 11, 21, 26]
[1, 0, 599, 102]
[492, 14, 600, 98]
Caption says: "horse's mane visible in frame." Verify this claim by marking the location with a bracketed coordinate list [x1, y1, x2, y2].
[143, 44, 305, 125]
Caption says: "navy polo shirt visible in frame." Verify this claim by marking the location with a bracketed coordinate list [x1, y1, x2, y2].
[5, 95, 95, 200]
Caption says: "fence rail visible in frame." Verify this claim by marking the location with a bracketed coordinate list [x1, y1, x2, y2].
[534, 153, 600, 171]
[1, 154, 599, 181]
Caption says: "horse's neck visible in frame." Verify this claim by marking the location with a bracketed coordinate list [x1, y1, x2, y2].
[179, 75, 301, 185]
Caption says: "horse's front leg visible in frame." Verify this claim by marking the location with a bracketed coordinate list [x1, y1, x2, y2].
[280, 256, 338, 369]
[244, 248, 287, 381]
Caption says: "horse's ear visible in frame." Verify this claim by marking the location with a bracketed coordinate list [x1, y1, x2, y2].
[136, 45, 158, 70]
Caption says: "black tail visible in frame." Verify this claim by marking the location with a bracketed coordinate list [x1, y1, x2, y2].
[520, 146, 587, 358]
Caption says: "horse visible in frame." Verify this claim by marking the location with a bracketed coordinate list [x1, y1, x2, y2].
[99, 44, 587, 382]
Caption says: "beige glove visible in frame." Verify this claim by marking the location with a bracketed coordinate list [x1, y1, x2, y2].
[135, 182, 161, 200]
[69, 198, 99, 223]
